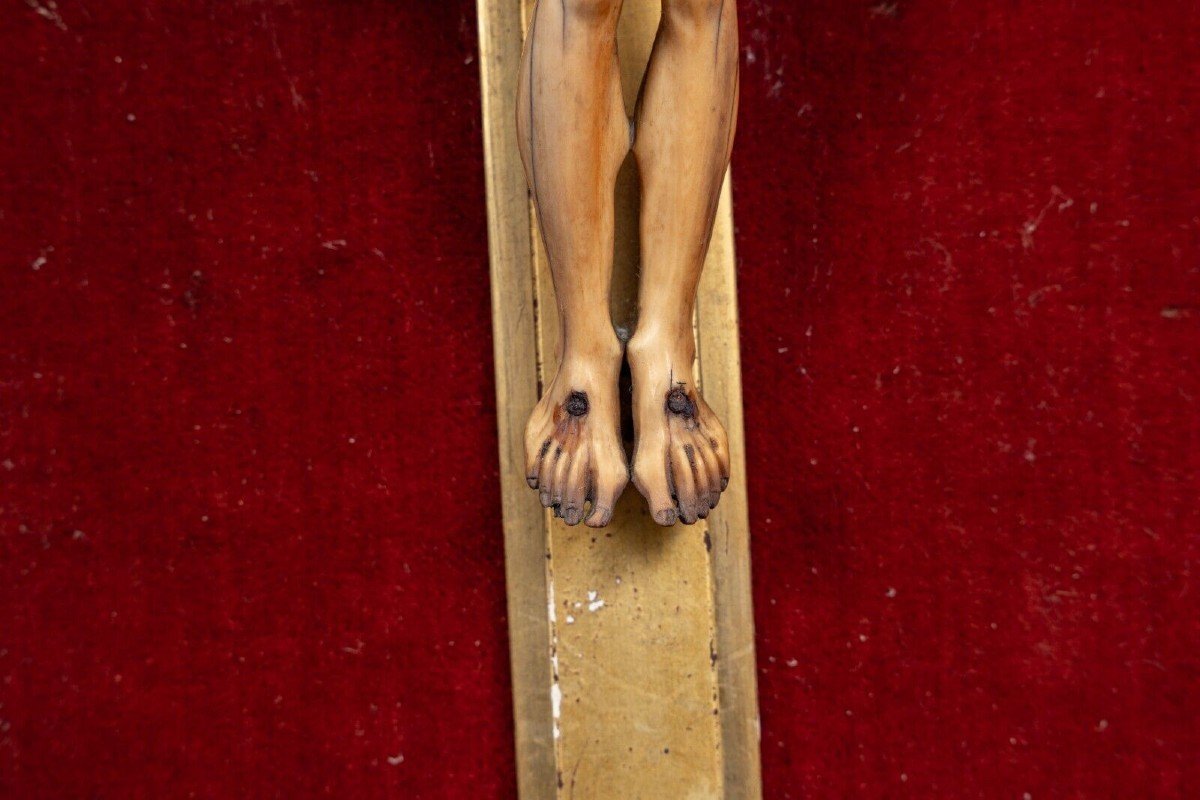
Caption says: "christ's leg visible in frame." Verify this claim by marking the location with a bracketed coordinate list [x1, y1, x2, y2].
[518, 0, 631, 527]
[628, 0, 738, 525]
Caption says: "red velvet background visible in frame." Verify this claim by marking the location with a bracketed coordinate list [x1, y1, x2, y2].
[1, 1, 1197, 798]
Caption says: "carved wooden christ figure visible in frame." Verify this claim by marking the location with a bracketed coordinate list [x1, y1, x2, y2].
[518, 0, 739, 527]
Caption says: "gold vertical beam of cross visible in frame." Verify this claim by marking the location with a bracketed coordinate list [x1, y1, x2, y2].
[476, 2, 761, 796]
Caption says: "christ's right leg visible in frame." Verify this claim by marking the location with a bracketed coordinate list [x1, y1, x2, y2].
[517, 0, 631, 527]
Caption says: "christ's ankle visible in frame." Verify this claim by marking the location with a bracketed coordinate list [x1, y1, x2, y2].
[627, 326, 695, 366]
[561, 330, 623, 366]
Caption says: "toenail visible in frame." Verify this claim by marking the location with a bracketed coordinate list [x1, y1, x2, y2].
[564, 391, 589, 417]
[587, 506, 613, 527]
[666, 387, 695, 418]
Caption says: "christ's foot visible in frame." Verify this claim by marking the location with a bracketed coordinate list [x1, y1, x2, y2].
[524, 349, 628, 527]
[628, 335, 731, 526]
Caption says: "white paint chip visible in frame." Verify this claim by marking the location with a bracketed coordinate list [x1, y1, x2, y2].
[550, 683, 563, 736]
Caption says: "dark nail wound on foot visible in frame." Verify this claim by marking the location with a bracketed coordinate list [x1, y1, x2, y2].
[666, 386, 695, 419]
[564, 391, 590, 417]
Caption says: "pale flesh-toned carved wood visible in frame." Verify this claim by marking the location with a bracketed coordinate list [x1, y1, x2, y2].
[477, 1, 761, 796]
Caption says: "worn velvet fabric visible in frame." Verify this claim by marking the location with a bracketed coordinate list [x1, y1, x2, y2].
[1, 1, 1197, 798]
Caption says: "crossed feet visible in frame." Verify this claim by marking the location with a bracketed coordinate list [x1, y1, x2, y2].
[524, 333, 730, 528]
